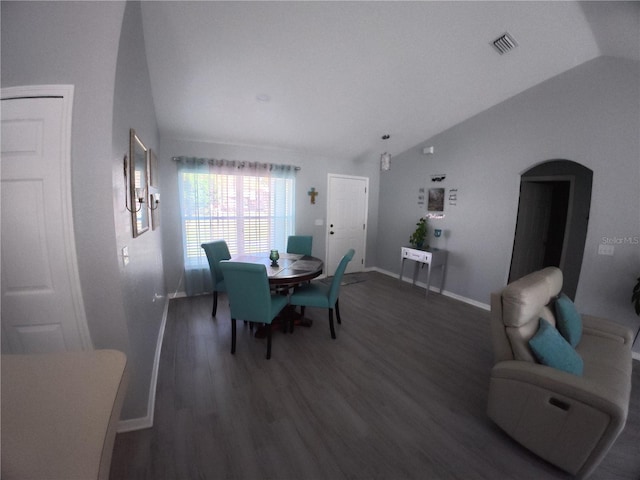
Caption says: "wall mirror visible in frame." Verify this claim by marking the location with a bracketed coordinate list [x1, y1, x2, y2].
[129, 129, 149, 237]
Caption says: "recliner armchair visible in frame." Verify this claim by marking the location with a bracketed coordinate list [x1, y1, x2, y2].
[488, 267, 633, 478]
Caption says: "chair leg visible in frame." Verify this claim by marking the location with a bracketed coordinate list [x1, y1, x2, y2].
[328, 309, 336, 339]
[231, 318, 237, 354]
[301, 306, 306, 317]
[212, 291, 218, 317]
[335, 298, 341, 324]
[266, 323, 272, 359]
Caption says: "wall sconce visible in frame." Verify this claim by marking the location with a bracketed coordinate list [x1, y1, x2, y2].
[125, 186, 146, 213]
[150, 193, 160, 211]
[380, 152, 391, 171]
[380, 134, 391, 171]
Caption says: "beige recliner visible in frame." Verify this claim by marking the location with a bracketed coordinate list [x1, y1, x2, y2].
[488, 267, 633, 478]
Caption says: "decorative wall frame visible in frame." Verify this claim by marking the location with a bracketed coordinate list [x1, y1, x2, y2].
[428, 188, 445, 212]
[149, 148, 158, 187]
[129, 129, 149, 237]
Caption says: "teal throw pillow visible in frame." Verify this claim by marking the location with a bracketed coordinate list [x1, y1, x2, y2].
[528, 318, 584, 376]
[555, 293, 582, 347]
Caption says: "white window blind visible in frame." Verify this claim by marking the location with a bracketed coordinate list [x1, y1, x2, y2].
[177, 158, 296, 273]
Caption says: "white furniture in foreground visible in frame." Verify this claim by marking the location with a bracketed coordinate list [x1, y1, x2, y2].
[1, 349, 128, 480]
[399, 246, 447, 296]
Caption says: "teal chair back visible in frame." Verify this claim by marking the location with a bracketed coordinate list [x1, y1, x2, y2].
[219, 262, 278, 324]
[289, 248, 354, 339]
[201, 240, 231, 290]
[328, 249, 355, 305]
[219, 261, 288, 359]
[201, 240, 231, 316]
[286, 235, 313, 256]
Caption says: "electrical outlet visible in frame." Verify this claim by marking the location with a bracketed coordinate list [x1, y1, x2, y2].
[122, 246, 130, 266]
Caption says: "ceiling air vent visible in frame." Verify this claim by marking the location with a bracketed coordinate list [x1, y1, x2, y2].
[492, 32, 517, 55]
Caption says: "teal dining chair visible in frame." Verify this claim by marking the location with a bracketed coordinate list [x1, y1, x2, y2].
[286, 235, 313, 256]
[201, 240, 231, 317]
[219, 261, 288, 359]
[289, 248, 355, 339]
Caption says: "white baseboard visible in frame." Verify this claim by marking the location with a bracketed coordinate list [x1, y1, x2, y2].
[371, 267, 490, 311]
[633, 351, 640, 361]
[117, 414, 153, 433]
[116, 295, 170, 433]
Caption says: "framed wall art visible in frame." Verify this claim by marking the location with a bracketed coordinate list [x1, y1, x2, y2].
[428, 187, 445, 212]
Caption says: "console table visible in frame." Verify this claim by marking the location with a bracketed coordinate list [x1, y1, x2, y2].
[399, 246, 447, 296]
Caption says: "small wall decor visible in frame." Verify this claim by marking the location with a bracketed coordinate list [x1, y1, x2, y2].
[417, 187, 425, 206]
[428, 188, 445, 212]
[448, 188, 458, 206]
[308, 187, 318, 204]
[431, 174, 446, 182]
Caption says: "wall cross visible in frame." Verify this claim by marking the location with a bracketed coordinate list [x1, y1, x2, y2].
[308, 187, 318, 204]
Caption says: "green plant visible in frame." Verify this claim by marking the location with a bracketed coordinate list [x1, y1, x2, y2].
[632, 277, 640, 316]
[409, 217, 428, 248]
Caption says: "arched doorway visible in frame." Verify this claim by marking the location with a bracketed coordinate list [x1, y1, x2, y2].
[509, 160, 592, 299]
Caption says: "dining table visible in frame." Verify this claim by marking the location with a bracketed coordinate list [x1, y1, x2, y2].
[231, 252, 323, 286]
[230, 252, 324, 334]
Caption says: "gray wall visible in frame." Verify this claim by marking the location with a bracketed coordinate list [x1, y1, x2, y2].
[2, 1, 166, 420]
[377, 56, 640, 351]
[112, 1, 166, 420]
[158, 138, 381, 295]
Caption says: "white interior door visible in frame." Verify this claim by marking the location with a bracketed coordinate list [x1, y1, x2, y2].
[326, 174, 368, 276]
[1, 85, 92, 354]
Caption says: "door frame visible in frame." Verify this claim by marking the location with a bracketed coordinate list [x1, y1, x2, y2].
[507, 158, 592, 300]
[512, 175, 575, 276]
[1, 84, 92, 352]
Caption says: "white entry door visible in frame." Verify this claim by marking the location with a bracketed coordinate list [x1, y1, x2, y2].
[1, 85, 92, 354]
[326, 174, 368, 276]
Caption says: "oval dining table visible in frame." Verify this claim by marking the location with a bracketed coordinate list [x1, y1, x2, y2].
[229, 252, 324, 334]
[230, 252, 323, 286]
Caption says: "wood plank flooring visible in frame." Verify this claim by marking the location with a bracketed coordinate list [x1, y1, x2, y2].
[110, 272, 640, 479]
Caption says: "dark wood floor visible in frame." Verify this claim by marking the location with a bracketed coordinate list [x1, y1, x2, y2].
[110, 271, 640, 479]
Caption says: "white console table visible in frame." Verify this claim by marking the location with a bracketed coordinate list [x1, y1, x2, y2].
[399, 246, 447, 296]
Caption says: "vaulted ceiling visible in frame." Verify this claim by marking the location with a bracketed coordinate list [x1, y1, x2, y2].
[141, 1, 640, 161]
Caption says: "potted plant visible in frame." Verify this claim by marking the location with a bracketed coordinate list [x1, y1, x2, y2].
[409, 217, 428, 249]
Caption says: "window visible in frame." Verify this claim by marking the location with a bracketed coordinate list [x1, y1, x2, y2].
[177, 158, 296, 273]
